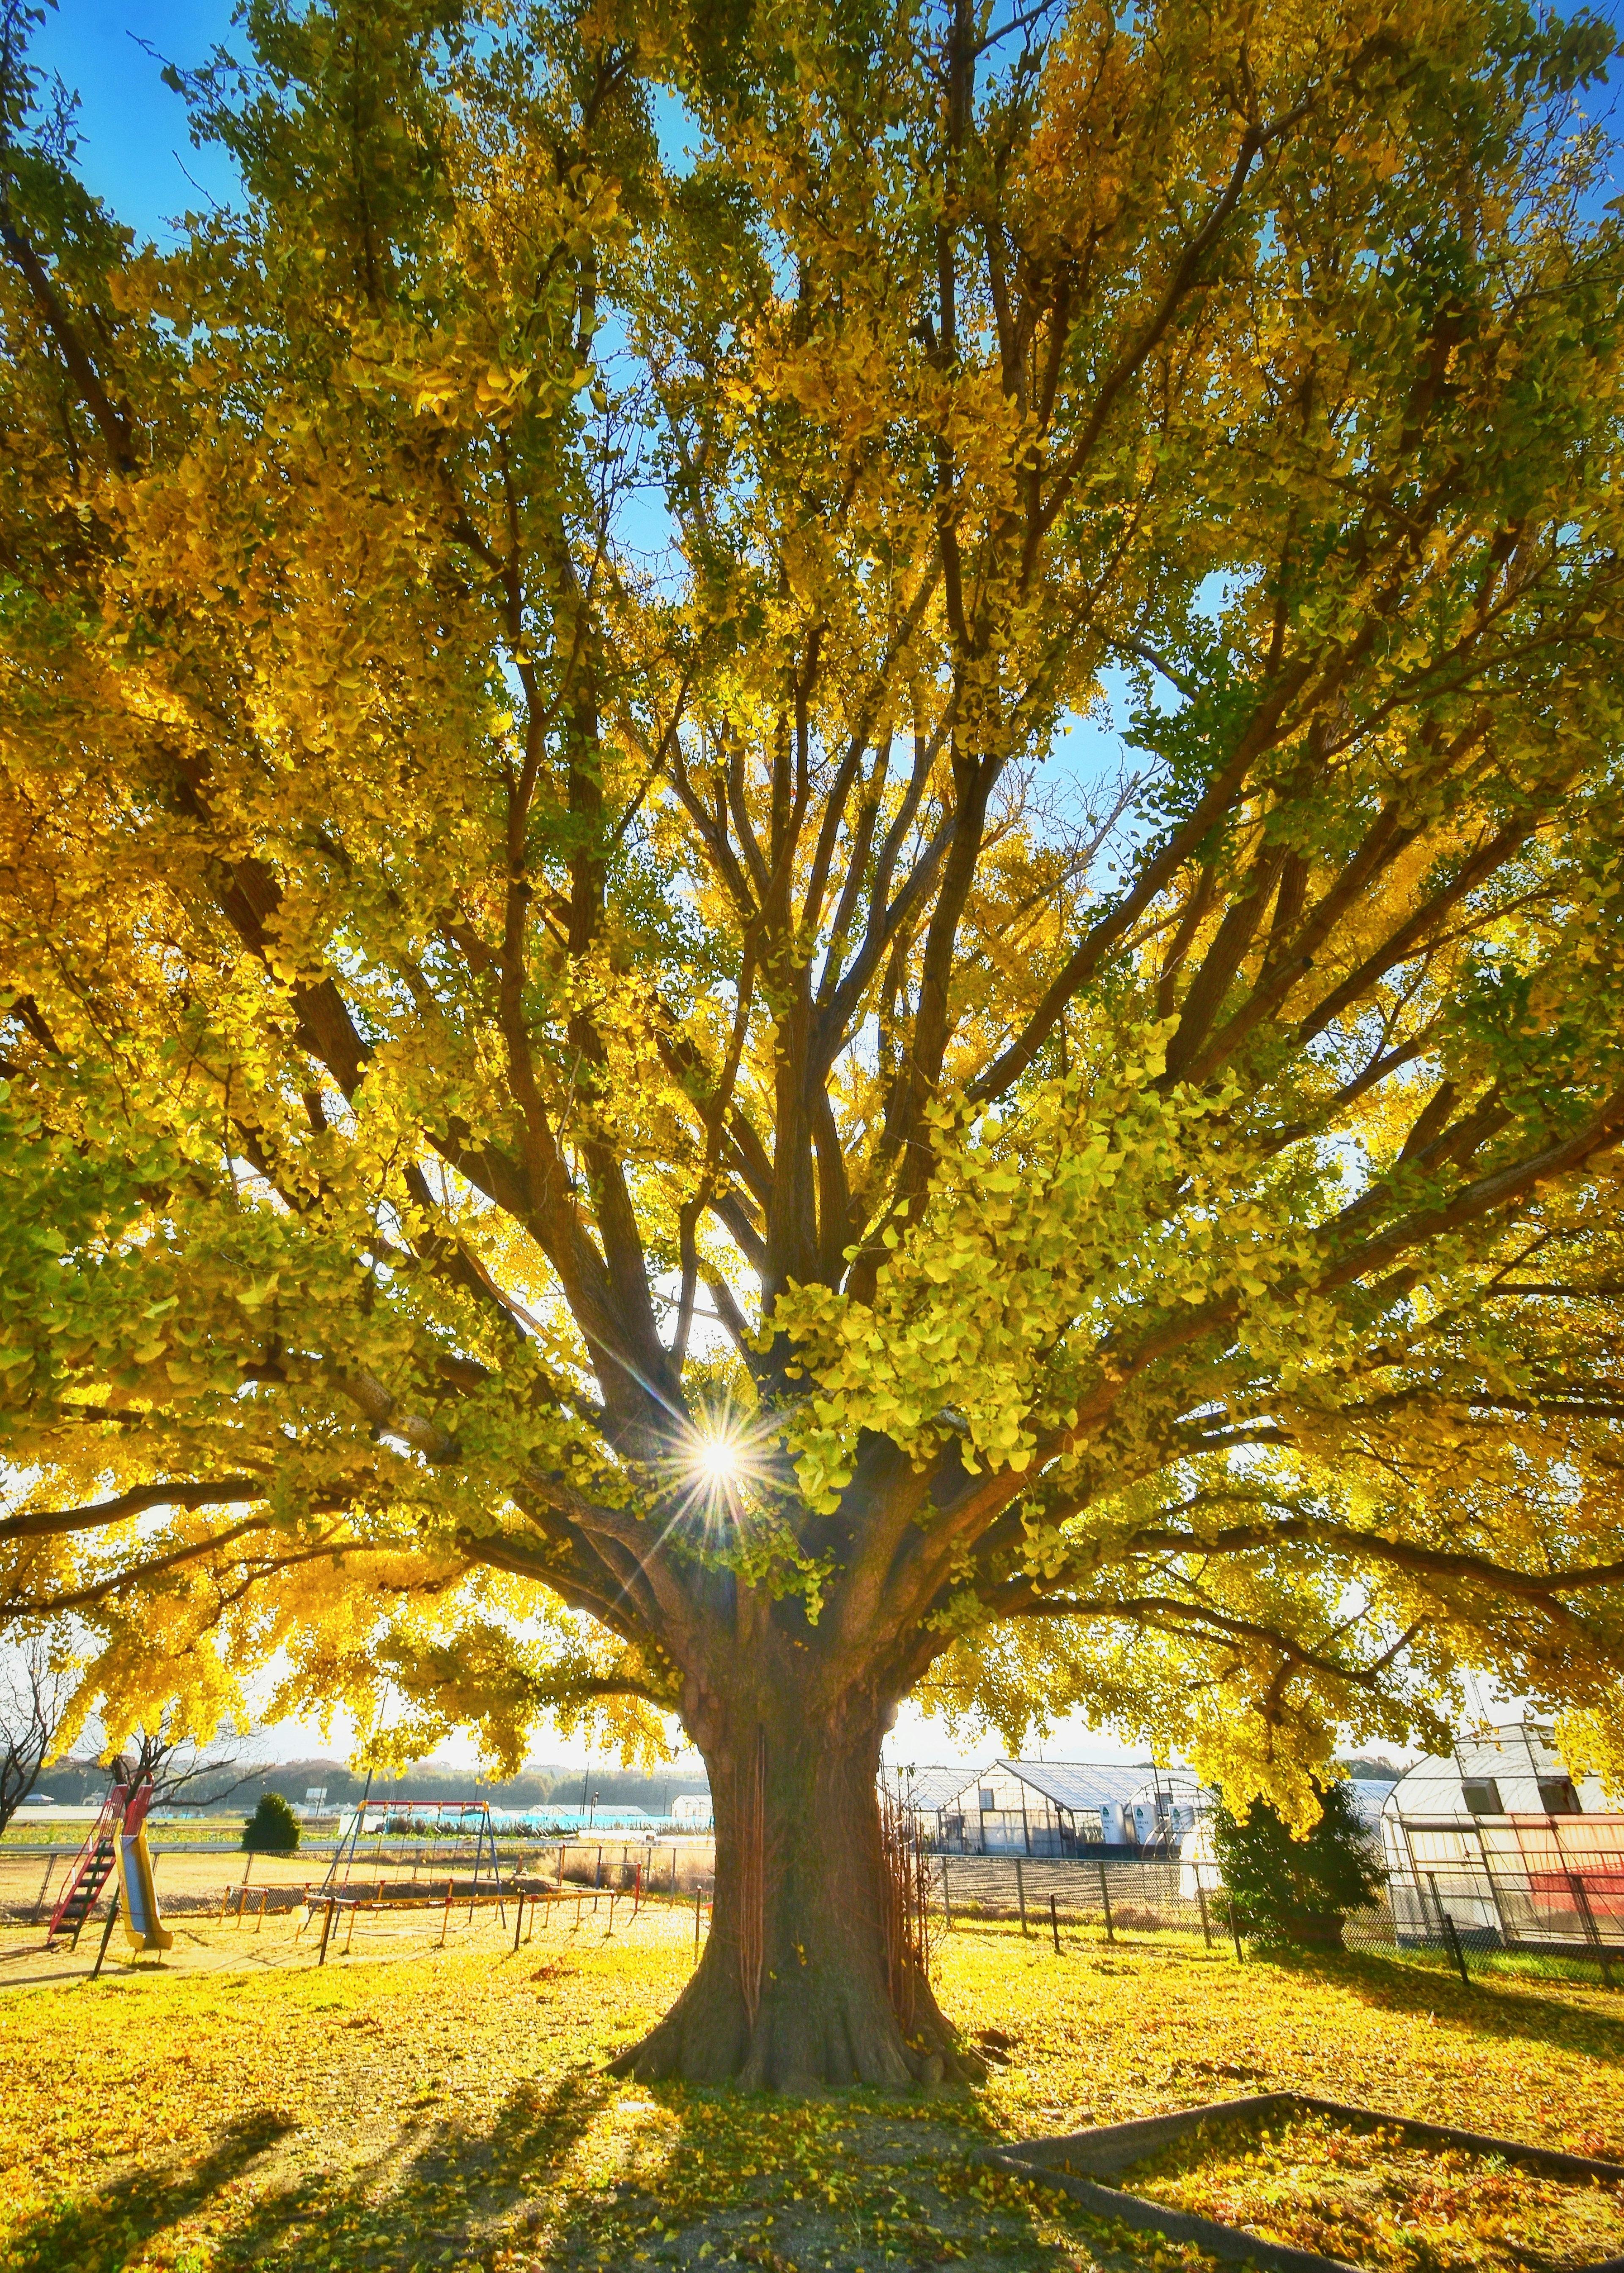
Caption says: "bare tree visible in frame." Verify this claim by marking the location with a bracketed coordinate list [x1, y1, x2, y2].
[63, 1710, 255, 1813]
[0, 1632, 78, 1833]
[120, 1716, 253, 1812]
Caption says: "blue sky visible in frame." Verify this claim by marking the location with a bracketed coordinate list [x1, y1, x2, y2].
[33, 1, 241, 240]
[34, 0, 703, 233]
[39, 0, 1624, 246]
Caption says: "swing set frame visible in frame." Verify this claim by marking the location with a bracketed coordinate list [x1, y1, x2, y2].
[318, 1797, 507, 1914]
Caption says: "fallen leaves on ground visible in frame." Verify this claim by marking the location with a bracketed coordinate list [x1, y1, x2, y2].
[4, 1907, 1624, 2273]
[1133, 2111, 1624, 2273]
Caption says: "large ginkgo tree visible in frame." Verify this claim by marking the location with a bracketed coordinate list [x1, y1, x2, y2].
[5, 0, 1624, 2084]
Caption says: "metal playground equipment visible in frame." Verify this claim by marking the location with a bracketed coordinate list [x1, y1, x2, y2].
[295, 1861, 659, 1965]
[317, 1797, 508, 1909]
[46, 1772, 173, 1960]
[296, 1804, 667, 1966]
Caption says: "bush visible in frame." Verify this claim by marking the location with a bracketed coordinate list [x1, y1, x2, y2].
[1211, 1781, 1383, 1948]
[242, 1791, 300, 1853]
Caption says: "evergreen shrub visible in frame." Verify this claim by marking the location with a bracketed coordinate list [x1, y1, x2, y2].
[1211, 1781, 1383, 1948]
[242, 1790, 301, 1853]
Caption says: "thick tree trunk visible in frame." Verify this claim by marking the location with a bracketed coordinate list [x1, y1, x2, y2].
[612, 1674, 964, 2090]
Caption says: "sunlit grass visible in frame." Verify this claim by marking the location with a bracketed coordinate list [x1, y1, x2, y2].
[3, 1907, 1624, 2272]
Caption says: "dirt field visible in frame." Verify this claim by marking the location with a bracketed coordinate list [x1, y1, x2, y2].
[0, 1836, 716, 1928]
[0, 1876, 671, 1991]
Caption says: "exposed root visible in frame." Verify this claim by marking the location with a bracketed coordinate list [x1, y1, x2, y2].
[609, 1963, 984, 2090]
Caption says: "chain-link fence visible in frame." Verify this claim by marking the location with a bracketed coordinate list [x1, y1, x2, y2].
[930, 1853, 1624, 1982]
[1342, 1861, 1624, 1984]
[934, 1854, 1231, 1947]
[5, 1831, 1620, 1988]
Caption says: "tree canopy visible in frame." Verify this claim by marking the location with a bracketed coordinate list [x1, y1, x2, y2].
[6, 0, 1624, 2081]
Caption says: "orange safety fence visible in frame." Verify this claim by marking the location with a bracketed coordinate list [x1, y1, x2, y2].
[286, 1865, 666, 1963]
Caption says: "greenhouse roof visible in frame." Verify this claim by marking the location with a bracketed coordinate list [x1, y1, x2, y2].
[898, 1766, 982, 1812]
[995, 1760, 1186, 1812]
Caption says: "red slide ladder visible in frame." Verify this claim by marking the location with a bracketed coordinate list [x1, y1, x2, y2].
[47, 1790, 121, 1947]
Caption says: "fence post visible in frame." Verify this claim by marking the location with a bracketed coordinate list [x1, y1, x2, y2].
[1050, 1892, 1061, 1955]
[1195, 1875, 1213, 1952]
[1015, 1857, 1029, 1936]
[1425, 1873, 1470, 1986]
[942, 1856, 954, 1934]
[91, 1892, 121, 1980]
[1569, 1871, 1614, 1989]
[1097, 1855, 1115, 1944]
[1425, 1869, 1446, 1940]
[671, 1843, 678, 1899]
[1479, 1851, 1514, 1951]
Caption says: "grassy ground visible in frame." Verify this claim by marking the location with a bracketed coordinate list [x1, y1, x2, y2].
[4, 1904, 1624, 2273]
[0, 1822, 245, 1853]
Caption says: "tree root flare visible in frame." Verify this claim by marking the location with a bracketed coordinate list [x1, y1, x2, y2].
[607, 1984, 986, 2092]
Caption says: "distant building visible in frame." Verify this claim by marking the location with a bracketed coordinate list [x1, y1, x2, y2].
[1381, 1720, 1610, 1875]
[669, 1793, 713, 1831]
[1177, 1776, 1399, 1898]
[1381, 1720, 1624, 1949]
[1342, 1778, 1401, 1829]
[902, 1760, 1205, 1856]
[489, 1804, 657, 1834]
[891, 1766, 981, 1838]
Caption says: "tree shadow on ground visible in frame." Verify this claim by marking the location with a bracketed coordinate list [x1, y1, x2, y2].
[11, 2054, 1105, 2273]
[204, 2056, 623, 2269]
[10, 2108, 299, 2273]
[11, 2058, 623, 2273]
[22, 1940, 1622, 2273]
[1259, 1945, 1624, 2072]
[263, 2073, 1098, 2272]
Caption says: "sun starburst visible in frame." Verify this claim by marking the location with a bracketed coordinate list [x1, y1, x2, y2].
[645, 1392, 785, 1541]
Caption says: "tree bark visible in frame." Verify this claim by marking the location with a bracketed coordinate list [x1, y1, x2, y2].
[612, 1667, 964, 2089]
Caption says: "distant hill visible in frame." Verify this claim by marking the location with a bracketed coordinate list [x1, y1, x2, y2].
[1338, 1755, 1404, 1785]
[41, 1755, 710, 1815]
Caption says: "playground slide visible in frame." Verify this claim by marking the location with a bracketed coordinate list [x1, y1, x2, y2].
[115, 1823, 174, 1952]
